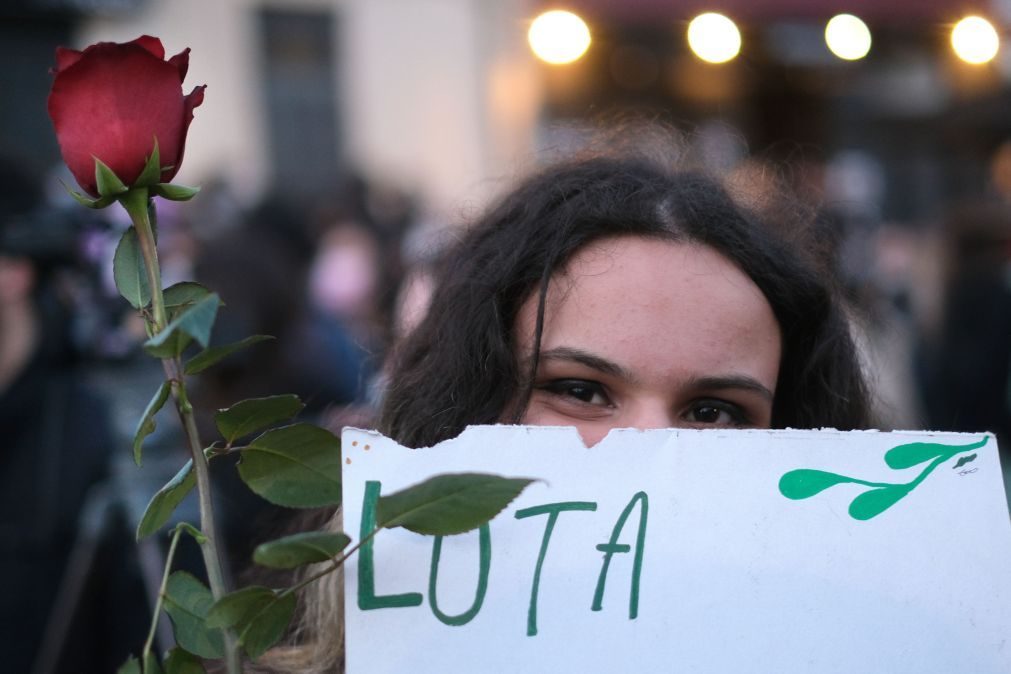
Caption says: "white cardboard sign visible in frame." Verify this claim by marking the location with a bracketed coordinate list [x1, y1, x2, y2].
[341, 426, 1011, 673]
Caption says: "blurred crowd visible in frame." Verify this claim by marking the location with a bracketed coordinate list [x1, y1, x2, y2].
[1, 134, 1009, 670]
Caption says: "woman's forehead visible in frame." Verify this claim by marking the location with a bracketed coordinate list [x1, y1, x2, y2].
[517, 235, 781, 382]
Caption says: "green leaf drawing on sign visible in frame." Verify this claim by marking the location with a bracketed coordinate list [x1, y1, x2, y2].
[136, 460, 195, 539]
[778, 469, 861, 500]
[377, 473, 535, 536]
[779, 435, 989, 521]
[253, 531, 351, 569]
[113, 227, 151, 309]
[237, 423, 341, 508]
[206, 586, 296, 660]
[215, 394, 304, 445]
[848, 484, 913, 521]
[162, 572, 225, 659]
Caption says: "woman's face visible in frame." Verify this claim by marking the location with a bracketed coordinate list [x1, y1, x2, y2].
[516, 235, 782, 446]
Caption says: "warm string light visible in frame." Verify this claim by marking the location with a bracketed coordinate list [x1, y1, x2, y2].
[528, 10, 592, 65]
[525, 10, 1004, 68]
[951, 16, 1000, 65]
[687, 13, 741, 64]
[825, 14, 872, 61]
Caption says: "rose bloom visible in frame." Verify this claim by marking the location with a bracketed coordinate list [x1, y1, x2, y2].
[47, 35, 205, 197]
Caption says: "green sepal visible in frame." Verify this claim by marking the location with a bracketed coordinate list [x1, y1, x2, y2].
[143, 651, 163, 674]
[215, 394, 305, 445]
[377, 473, 535, 536]
[237, 423, 341, 508]
[134, 381, 171, 466]
[163, 572, 225, 659]
[63, 181, 115, 209]
[185, 335, 274, 375]
[135, 138, 162, 187]
[163, 648, 206, 674]
[94, 157, 129, 197]
[117, 655, 142, 674]
[137, 460, 195, 539]
[152, 183, 201, 201]
[144, 293, 221, 359]
[113, 227, 152, 310]
[205, 586, 297, 660]
[253, 531, 351, 569]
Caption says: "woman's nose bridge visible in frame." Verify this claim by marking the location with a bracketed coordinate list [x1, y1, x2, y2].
[629, 399, 677, 430]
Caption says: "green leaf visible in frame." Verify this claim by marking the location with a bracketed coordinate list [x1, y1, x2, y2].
[144, 293, 221, 358]
[163, 648, 206, 674]
[95, 157, 129, 196]
[884, 436, 989, 469]
[137, 460, 195, 539]
[778, 469, 858, 500]
[238, 423, 341, 508]
[64, 182, 114, 209]
[117, 655, 142, 674]
[163, 572, 225, 659]
[113, 227, 152, 310]
[206, 586, 297, 660]
[163, 282, 211, 320]
[215, 394, 305, 445]
[253, 531, 351, 569]
[184, 335, 274, 375]
[135, 138, 162, 187]
[152, 183, 201, 201]
[849, 485, 912, 521]
[378, 473, 534, 536]
[143, 651, 163, 674]
[134, 381, 171, 466]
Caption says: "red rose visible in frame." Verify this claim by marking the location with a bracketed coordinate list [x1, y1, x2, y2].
[47, 35, 205, 197]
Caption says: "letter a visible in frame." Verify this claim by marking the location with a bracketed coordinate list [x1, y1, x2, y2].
[591, 491, 648, 619]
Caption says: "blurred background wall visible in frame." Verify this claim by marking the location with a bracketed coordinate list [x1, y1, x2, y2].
[3, 0, 1010, 450]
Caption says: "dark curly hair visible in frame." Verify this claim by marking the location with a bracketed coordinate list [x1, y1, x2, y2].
[379, 155, 871, 447]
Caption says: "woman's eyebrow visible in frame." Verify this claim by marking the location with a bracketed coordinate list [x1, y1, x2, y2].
[686, 375, 774, 400]
[538, 347, 633, 380]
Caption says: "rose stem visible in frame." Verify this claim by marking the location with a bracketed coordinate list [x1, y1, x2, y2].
[122, 188, 241, 673]
[142, 524, 183, 661]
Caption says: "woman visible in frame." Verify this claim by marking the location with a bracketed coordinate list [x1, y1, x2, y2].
[266, 152, 872, 672]
[382, 154, 870, 447]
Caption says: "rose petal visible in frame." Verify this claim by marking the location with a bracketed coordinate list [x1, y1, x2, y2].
[131, 35, 165, 59]
[163, 84, 207, 183]
[168, 48, 190, 83]
[48, 41, 194, 195]
[54, 47, 83, 72]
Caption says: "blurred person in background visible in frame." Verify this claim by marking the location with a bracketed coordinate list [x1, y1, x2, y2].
[0, 157, 146, 672]
[915, 202, 1011, 496]
[194, 194, 374, 575]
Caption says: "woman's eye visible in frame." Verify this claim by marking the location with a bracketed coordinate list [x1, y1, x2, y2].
[541, 379, 610, 406]
[688, 400, 748, 426]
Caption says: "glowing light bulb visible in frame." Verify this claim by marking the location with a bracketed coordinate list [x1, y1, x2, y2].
[951, 16, 1000, 65]
[825, 14, 872, 61]
[687, 13, 741, 64]
[528, 10, 591, 65]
